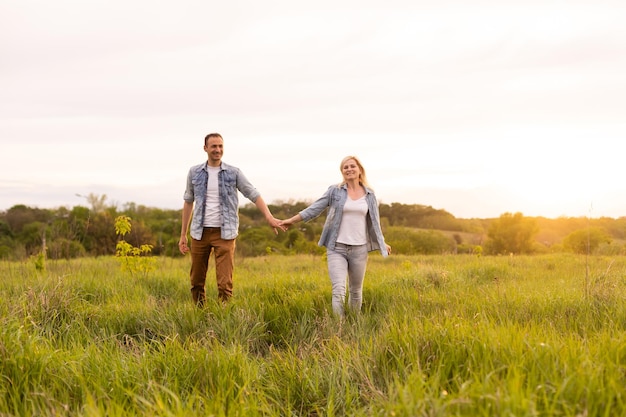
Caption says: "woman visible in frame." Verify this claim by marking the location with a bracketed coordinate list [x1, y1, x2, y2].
[280, 156, 391, 316]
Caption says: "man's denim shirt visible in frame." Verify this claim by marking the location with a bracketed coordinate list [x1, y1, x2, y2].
[299, 184, 389, 257]
[183, 161, 260, 241]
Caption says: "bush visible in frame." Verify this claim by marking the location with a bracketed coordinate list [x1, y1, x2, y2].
[47, 238, 86, 259]
[385, 227, 457, 255]
[562, 227, 611, 254]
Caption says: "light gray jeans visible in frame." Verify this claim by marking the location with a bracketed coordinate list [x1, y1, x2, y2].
[326, 243, 369, 316]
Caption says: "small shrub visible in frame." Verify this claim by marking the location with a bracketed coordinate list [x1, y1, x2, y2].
[114, 215, 156, 277]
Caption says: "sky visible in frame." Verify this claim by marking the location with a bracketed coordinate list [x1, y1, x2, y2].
[1, 0, 625, 219]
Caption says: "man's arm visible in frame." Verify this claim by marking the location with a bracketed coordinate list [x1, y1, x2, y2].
[254, 196, 287, 234]
[178, 201, 193, 254]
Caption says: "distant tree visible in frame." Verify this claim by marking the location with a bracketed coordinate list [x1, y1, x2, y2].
[562, 227, 611, 254]
[0, 220, 13, 239]
[595, 216, 626, 240]
[145, 215, 181, 256]
[68, 206, 91, 247]
[87, 210, 118, 256]
[17, 221, 47, 256]
[0, 220, 15, 259]
[4, 205, 51, 234]
[83, 193, 108, 213]
[485, 212, 539, 255]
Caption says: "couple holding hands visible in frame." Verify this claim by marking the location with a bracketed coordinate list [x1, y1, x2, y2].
[178, 133, 391, 317]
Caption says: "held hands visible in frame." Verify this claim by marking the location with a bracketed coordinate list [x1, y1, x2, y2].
[278, 218, 295, 228]
[269, 215, 299, 234]
[268, 216, 288, 234]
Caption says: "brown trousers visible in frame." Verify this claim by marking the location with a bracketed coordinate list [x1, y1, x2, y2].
[189, 227, 236, 305]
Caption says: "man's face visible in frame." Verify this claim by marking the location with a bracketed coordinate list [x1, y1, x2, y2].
[204, 136, 224, 165]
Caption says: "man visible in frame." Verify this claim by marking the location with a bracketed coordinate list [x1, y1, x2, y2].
[178, 133, 285, 306]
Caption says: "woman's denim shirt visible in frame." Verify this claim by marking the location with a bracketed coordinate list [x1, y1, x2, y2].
[183, 161, 260, 240]
[299, 184, 389, 257]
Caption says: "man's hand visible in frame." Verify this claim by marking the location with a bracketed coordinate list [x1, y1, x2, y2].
[178, 236, 190, 254]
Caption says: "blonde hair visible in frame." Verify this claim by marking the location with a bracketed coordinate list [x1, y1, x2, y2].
[339, 155, 371, 188]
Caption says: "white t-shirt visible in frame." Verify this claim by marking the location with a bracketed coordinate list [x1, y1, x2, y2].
[336, 195, 368, 245]
[203, 166, 222, 227]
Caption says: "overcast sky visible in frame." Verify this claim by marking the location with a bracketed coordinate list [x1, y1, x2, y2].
[1, 0, 625, 219]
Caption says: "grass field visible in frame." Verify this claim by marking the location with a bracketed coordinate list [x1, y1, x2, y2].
[1, 253, 625, 416]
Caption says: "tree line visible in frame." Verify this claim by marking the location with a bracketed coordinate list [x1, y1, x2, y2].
[1, 194, 625, 260]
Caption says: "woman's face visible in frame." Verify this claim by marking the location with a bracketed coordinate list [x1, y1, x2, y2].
[341, 158, 360, 182]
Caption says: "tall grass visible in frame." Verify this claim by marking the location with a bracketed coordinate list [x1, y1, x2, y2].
[1, 253, 625, 416]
